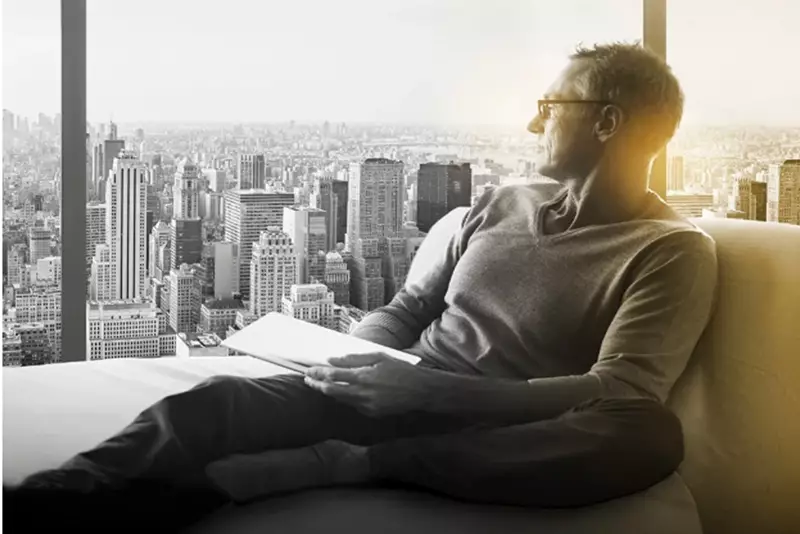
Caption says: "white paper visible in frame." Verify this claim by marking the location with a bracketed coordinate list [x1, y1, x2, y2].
[221, 312, 421, 370]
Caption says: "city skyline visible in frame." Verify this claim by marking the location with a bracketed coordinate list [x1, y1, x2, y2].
[3, 0, 800, 127]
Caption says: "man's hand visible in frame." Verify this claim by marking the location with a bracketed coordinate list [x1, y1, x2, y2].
[304, 353, 435, 417]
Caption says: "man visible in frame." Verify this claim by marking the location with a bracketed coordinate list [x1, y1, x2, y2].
[6, 42, 718, 532]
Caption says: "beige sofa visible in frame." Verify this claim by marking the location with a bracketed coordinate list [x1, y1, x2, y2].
[668, 217, 800, 534]
[4, 217, 799, 533]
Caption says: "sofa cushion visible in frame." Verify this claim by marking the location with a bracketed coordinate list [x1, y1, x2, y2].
[669, 218, 800, 534]
[4, 356, 701, 534]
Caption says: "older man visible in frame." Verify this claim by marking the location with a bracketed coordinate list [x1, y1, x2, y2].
[7, 42, 717, 532]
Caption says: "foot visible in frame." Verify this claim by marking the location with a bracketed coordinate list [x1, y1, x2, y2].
[4, 476, 229, 533]
[205, 439, 372, 503]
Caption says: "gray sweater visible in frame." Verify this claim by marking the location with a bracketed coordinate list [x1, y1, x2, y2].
[351, 183, 718, 404]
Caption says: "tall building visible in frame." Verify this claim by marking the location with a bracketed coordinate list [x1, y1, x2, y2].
[106, 149, 148, 299]
[167, 264, 200, 334]
[416, 162, 472, 233]
[90, 244, 115, 301]
[323, 251, 350, 306]
[15, 284, 62, 362]
[148, 222, 171, 281]
[733, 178, 768, 222]
[86, 202, 107, 262]
[317, 178, 348, 250]
[767, 160, 800, 225]
[196, 242, 240, 300]
[347, 158, 404, 311]
[8, 244, 28, 286]
[668, 155, 685, 192]
[249, 229, 297, 318]
[281, 283, 336, 331]
[204, 168, 226, 193]
[170, 158, 203, 271]
[223, 189, 295, 300]
[173, 158, 200, 219]
[3, 109, 14, 139]
[347, 158, 405, 250]
[87, 299, 175, 360]
[237, 154, 267, 189]
[28, 227, 51, 264]
[666, 192, 715, 218]
[92, 122, 125, 193]
[283, 206, 327, 285]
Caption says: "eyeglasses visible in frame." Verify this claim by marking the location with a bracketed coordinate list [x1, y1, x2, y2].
[537, 99, 618, 120]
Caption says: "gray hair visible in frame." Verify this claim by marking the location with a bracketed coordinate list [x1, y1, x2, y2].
[570, 41, 684, 154]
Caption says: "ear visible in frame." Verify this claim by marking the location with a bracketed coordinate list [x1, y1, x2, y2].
[594, 104, 623, 143]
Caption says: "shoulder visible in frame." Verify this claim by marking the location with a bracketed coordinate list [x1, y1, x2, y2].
[462, 181, 565, 230]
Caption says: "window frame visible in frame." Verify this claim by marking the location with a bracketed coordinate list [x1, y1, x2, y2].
[58, 0, 667, 362]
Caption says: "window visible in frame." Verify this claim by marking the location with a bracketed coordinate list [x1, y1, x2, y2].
[3, 0, 63, 366]
[7, 1, 673, 365]
[666, 0, 800, 222]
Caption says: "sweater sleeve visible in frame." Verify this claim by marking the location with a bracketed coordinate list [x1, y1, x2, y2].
[349, 207, 471, 350]
[586, 230, 719, 403]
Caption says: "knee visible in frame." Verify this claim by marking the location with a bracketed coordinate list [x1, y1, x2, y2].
[191, 375, 248, 398]
[573, 397, 684, 473]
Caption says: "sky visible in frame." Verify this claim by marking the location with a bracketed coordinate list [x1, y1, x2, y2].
[3, 0, 800, 126]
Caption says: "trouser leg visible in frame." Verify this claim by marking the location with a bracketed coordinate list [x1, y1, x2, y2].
[368, 397, 684, 507]
[42, 373, 466, 488]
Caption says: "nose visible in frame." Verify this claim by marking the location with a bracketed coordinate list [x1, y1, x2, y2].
[527, 113, 544, 135]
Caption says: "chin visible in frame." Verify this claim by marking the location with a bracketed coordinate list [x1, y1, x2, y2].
[533, 160, 561, 181]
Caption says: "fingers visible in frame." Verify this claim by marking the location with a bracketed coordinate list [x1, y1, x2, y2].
[303, 376, 363, 403]
[328, 352, 389, 368]
[305, 366, 362, 384]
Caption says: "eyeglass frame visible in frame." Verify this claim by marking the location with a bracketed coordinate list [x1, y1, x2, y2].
[536, 99, 623, 120]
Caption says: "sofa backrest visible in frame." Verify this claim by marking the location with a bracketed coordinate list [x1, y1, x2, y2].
[668, 218, 800, 534]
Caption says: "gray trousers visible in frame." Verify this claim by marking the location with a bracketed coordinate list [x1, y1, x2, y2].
[58, 371, 684, 508]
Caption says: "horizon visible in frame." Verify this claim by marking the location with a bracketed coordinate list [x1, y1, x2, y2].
[3, 0, 799, 127]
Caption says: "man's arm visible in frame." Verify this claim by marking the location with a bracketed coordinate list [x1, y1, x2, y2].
[417, 231, 719, 423]
[349, 207, 471, 350]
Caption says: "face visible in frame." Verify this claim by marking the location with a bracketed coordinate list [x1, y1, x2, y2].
[528, 60, 610, 182]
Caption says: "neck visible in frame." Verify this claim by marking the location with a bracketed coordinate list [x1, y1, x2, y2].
[559, 152, 653, 229]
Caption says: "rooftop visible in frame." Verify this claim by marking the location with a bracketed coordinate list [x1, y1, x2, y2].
[203, 298, 245, 311]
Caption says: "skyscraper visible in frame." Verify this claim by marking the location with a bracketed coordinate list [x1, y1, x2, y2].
[173, 158, 200, 219]
[416, 162, 472, 233]
[148, 221, 171, 281]
[317, 179, 348, 250]
[8, 244, 28, 286]
[167, 264, 200, 334]
[323, 252, 350, 306]
[237, 154, 267, 190]
[347, 158, 405, 250]
[196, 242, 240, 300]
[249, 229, 297, 318]
[668, 155, 685, 192]
[347, 159, 404, 311]
[204, 169, 226, 193]
[170, 158, 203, 270]
[106, 149, 148, 299]
[733, 178, 767, 222]
[86, 202, 106, 263]
[223, 189, 295, 300]
[283, 206, 327, 285]
[28, 227, 51, 264]
[90, 244, 114, 301]
[767, 160, 800, 225]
